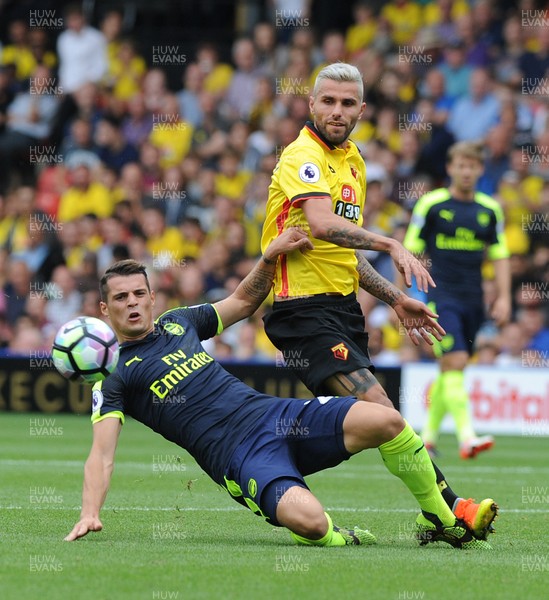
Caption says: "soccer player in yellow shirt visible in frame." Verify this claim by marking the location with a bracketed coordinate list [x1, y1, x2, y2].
[261, 62, 498, 544]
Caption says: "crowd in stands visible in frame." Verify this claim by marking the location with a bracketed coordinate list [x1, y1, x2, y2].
[0, 0, 548, 365]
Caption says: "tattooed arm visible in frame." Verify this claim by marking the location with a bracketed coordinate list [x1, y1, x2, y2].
[355, 251, 404, 307]
[356, 252, 446, 346]
[213, 228, 313, 329]
[301, 197, 434, 291]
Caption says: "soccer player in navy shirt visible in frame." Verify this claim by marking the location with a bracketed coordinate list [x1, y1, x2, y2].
[405, 141, 511, 459]
[65, 228, 493, 549]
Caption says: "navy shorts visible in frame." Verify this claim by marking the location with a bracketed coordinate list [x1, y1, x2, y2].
[263, 294, 374, 396]
[429, 300, 485, 356]
[222, 395, 357, 526]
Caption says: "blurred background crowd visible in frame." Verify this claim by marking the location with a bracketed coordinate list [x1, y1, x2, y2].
[0, 0, 548, 365]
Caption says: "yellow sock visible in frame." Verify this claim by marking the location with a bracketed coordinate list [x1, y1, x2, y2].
[379, 421, 455, 526]
[290, 513, 346, 546]
[440, 370, 475, 443]
[422, 374, 446, 445]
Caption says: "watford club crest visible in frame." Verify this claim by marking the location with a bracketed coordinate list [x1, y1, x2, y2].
[331, 342, 349, 361]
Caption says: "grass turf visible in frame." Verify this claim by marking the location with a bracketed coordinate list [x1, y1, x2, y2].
[1, 412, 548, 600]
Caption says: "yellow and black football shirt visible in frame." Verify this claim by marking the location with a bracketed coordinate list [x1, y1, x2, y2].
[261, 121, 366, 297]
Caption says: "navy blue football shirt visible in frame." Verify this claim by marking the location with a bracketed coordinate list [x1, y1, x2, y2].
[91, 305, 275, 484]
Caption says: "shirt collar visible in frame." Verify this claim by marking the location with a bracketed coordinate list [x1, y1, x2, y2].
[304, 120, 337, 151]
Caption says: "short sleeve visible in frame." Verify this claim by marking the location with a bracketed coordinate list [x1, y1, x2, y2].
[91, 374, 126, 425]
[181, 304, 222, 340]
[277, 147, 332, 208]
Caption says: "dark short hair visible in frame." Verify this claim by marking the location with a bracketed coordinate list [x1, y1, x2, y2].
[99, 259, 150, 301]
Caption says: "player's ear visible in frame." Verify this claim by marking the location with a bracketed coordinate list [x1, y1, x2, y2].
[150, 290, 155, 306]
[309, 95, 314, 114]
[100, 301, 109, 317]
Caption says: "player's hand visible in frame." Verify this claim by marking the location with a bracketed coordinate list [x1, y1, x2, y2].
[265, 227, 314, 261]
[64, 516, 103, 541]
[389, 244, 435, 293]
[393, 296, 446, 346]
[490, 296, 511, 328]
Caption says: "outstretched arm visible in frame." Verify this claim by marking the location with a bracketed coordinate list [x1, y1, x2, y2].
[65, 417, 121, 541]
[301, 197, 435, 291]
[356, 252, 445, 346]
[213, 228, 313, 329]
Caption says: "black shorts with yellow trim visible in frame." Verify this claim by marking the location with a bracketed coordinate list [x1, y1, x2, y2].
[263, 293, 373, 396]
[222, 395, 356, 526]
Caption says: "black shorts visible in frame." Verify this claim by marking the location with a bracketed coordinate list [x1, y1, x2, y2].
[263, 293, 373, 396]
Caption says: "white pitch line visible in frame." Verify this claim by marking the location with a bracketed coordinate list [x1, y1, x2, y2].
[2, 505, 548, 514]
[2, 459, 549, 476]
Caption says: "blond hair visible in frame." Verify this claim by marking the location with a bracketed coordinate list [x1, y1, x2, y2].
[313, 62, 364, 103]
[447, 141, 485, 164]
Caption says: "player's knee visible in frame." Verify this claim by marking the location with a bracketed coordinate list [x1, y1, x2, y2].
[289, 511, 328, 540]
[383, 408, 405, 440]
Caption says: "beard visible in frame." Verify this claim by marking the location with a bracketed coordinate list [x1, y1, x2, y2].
[316, 120, 352, 145]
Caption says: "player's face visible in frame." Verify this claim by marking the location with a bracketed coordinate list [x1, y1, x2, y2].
[100, 274, 156, 342]
[309, 79, 365, 147]
[447, 155, 484, 194]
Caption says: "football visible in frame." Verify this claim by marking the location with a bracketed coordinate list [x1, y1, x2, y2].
[51, 316, 120, 384]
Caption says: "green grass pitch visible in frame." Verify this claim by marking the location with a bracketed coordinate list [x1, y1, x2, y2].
[1, 412, 548, 600]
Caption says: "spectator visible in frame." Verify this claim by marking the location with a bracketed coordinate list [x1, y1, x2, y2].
[423, 0, 470, 41]
[149, 94, 193, 169]
[12, 209, 65, 284]
[144, 165, 188, 227]
[44, 265, 82, 330]
[494, 15, 524, 87]
[106, 38, 147, 102]
[0, 20, 35, 82]
[447, 68, 500, 141]
[517, 306, 549, 355]
[345, 2, 377, 59]
[176, 63, 205, 128]
[0, 65, 59, 192]
[477, 124, 513, 196]
[121, 93, 152, 148]
[2, 258, 31, 325]
[495, 321, 527, 366]
[57, 161, 113, 222]
[454, 13, 491, 68]
[140, 206, 184, 266]
[224, 38, 262, 120]
[176, 263, 206, 305]
[96, 215, 129, 272]
[57, 4, 108, 94]
[439, 38, 473, 100]
[196, 42, 234, 97]
[310, 31, 346, 85]
[142, 68, 169, 114]
[95, 114, 139, 174]
[252, 22, 278, 75]
[60, 117, 100, 164]
[519, 24, 549, 82]
[214, 148, 252, 206]
[380, 0, 423, 47]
